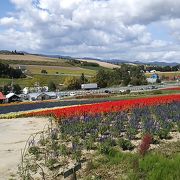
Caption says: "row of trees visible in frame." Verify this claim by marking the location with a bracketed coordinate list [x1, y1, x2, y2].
[144, 65, 179, 72]
[63, 65, 148, 90]
[0, 81, 57, 95]
[0, 62, 24, 78]
[95, 65, 147, 88]
[64, 73, 88, 90]
[0, 84, 22, 95]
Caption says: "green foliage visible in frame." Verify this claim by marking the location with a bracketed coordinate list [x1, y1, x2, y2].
[95, 69, 110, 88]
[2, 83, 22, 95]
[137, 153, 180, 180]
[118, 138, 134, 151]
[41, 69, 48, 74]
[48, 81, 56, 91]
[84, 136, 95, 150]
[13, 84, 22, 94]
[64, 76, 81, 90]
[0, 62, 24, 78]
[95, 64, 147, 88]
[80, 73, 88, 84]
[98, 138, 116, 155]
[152, 90, 162, 95]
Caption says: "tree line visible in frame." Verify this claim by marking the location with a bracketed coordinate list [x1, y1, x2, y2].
[95, 64, 147, 88]
[145, 65, 179, 72]
[0, 62, 24, 78]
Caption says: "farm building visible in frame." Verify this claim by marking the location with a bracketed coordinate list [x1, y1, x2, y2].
[45, 92, 57, 99]
[28, 92, 57, 101]
[6, 93, 21, 103]
[0, 92, 6, 103]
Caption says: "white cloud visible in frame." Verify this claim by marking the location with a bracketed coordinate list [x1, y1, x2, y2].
[0, 0, 179, 63]
[0, 17, 18, 26]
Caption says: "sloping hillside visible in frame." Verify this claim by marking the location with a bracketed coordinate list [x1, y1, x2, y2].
[77, 58, 121, 69]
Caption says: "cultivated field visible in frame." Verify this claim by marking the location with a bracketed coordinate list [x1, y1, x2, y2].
[12, 64, 96, 76]
[0, 54, 61, 62]
[3, 94, 179, 179]
[78, 58, 121, 69]
[146, 71, 180, 78]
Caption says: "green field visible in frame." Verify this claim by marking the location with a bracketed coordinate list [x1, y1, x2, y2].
[23, 65, 97, 76]
[0, 75, 67, 88]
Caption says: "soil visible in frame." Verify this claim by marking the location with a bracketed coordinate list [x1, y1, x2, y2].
[0, 117, 49, 180]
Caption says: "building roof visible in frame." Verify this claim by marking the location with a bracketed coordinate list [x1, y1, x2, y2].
[45, 92, 57, 96]
[0, 92, 6, 100]
[6, 93, 20, 99]
[28, 93, 42, 98]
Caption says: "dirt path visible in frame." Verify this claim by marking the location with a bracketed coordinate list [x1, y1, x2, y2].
[0, 117, 49, 180]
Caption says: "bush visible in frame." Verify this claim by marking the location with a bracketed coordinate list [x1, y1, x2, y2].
[152, 90, 162, 95]
[139, 134, 152, 156]
[118, 138, 134, 151]
[98, 138, 115, 154]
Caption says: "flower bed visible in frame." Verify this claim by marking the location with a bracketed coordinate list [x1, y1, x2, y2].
[24, 94, 180, 121]
[17, 95, 180, 179]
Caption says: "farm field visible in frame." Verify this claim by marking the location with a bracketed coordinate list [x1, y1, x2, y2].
[145, 71, 180, 78]
[0, 54, 65, 62]
[0, 74, 66, 88]
[8, 94, 179, 179]
[12, 64, 96, 76]
[77, 58, 121, 69]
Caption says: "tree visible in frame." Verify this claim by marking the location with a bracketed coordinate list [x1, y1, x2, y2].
[95, 69, 109, 88]
[48, 81, 56, 91]
[41, 69, 48, 74]
[80, 73, 88, 84]
[3, 84, 10, 95]
[13, 84, 22, 94]
[28, 76, 47, 87]
[64, 77, 81, 90]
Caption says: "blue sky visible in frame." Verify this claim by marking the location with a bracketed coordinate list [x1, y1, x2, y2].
[0, 1, 14, 17]
[0, 0, 180, 63]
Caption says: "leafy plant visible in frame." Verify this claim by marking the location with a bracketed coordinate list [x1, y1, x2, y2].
[139, 134, 152, 156]
[118, 138, 134, 151]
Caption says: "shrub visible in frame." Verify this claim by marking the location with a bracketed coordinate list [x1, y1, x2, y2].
[139, 134, 152, 156]
[118, 138, 134, 151]
[98, 139, 115, 154]
[152, 90, 162, 95]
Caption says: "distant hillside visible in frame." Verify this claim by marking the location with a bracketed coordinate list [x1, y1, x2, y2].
[77, 58, 121, 69]
[106, 59, 179, 67]
[1, 50, 179, 67]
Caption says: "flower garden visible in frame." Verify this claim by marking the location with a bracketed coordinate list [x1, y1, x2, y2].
[17, 94, 180, 179]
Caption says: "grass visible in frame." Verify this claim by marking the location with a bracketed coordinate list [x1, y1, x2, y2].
[0, 75, 66, 88]
[0, 58, 71, 67]
[83, 141, 180, 180]
[25, 65, 96, 76]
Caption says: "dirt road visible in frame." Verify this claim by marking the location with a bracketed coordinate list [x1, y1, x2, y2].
[0, 117, 49, 180]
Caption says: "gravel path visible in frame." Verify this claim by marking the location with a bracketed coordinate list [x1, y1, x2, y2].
[0, 117, 49, 180]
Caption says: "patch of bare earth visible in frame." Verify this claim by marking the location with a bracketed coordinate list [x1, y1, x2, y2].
[0, 117, 49, 180]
